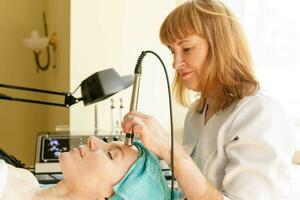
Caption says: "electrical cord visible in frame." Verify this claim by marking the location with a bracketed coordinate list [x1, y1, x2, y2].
[135, 50, 175, 200]
[72, 83, 81, 94]
[49, 174, 60, 181]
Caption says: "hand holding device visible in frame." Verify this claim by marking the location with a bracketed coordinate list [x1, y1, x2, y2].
[122, 111, 171, 160]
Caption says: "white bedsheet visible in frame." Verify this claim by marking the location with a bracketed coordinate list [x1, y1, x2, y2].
[0, 159, 8, 200]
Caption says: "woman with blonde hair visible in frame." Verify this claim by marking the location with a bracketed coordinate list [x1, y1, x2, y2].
[122, 0, 298, 199]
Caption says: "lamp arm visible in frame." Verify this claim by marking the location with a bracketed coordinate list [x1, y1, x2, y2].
[0, 83, 66, 95]
[64, 93, 83, 107]
[0, 95, 67, 107]
[0, 83, 82, 107]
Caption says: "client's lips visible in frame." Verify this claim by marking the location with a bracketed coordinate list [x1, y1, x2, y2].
[72, 147, 83, 158]
[78, 147, 83, 158]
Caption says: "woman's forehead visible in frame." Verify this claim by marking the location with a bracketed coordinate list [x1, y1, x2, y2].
[167, 34, 201, 46]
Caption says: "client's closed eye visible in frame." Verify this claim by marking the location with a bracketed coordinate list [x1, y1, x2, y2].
[107, 151, 113, 160]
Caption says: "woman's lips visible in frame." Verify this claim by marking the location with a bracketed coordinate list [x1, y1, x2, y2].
[181, 71, 193, 79]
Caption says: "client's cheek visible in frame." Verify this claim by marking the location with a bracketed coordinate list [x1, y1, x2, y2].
[111, 169, 125, 185]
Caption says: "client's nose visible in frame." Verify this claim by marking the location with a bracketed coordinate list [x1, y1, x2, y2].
[88, 136, 108, 151]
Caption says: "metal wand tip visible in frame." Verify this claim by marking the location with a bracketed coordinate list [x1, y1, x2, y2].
[124, 134, 134, 146]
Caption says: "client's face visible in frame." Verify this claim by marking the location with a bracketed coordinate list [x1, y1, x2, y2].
[59, 136, 139, 196]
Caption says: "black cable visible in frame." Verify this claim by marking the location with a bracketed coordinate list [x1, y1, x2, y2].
[49, 174, 59, 181]
[140, 50, 175, 200]
[72, 84, 81, 94]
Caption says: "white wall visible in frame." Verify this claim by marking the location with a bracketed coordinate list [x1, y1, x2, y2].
[223, 0, 245, 21]
[176, 0, 245, 21]
[70, 1, 180, 136]
[242, 0, 300, 129]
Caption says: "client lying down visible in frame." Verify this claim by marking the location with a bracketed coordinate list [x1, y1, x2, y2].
[0, 136, 176, 200]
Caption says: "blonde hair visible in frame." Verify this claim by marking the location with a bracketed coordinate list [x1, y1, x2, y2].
[160, 0, 259, 112]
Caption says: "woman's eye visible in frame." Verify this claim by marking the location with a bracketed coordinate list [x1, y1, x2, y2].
[107, 152, 113, 160]
[183, 47, 192, 52]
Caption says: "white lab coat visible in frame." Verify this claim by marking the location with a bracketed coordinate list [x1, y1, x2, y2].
[183, 92, 299, 199]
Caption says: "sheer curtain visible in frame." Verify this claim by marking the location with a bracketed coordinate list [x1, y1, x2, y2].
[241, 0, 300, 128]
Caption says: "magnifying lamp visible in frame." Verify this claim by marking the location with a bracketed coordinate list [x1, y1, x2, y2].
[0, 68, 133, 107]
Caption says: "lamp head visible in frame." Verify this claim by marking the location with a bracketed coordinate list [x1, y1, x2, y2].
[80, 68, 133, 106]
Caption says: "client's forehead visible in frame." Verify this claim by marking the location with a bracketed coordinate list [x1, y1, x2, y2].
[110, 141, 132, 149]
[109, 141, 139, 162]
[110, 141, 124, 146]
[109, 141, 125, 150]
[109, 141, 138, 153]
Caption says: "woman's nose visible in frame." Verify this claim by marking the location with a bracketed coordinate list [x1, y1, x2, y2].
[172, 54, 185, 70]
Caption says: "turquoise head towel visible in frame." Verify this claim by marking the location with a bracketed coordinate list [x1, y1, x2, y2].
[109, 141, 178, 200]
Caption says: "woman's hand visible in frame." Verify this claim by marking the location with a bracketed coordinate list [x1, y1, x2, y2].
[122, 111, 170, 159]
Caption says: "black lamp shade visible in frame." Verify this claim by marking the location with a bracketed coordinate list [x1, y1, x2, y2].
[80, 68, 133, 106]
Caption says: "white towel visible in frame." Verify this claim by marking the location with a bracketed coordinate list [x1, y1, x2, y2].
[0, 160, 8, 199]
